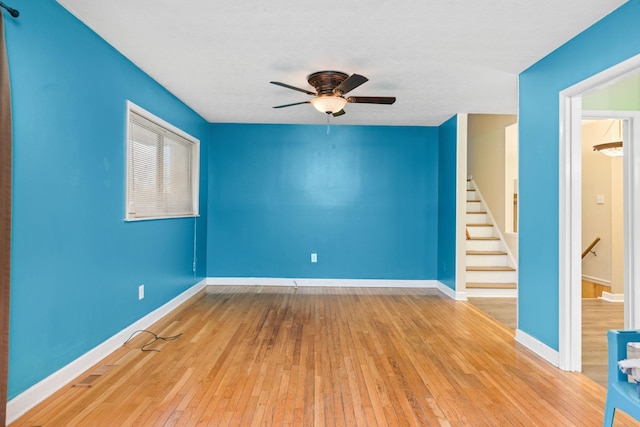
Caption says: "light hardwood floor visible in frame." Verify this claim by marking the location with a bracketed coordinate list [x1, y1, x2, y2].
[467, 298, 517, 330]
[468, 297, 625, 388]
[582, 298, 625, 387]
[10, 287, 636, 426]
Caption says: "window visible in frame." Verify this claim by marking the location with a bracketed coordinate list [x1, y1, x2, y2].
[126, 101, 199, 220]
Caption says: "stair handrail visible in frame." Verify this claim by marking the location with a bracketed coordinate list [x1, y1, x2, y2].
[582, 237, 601, 259]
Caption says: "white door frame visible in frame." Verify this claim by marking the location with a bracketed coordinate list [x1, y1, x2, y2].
[559, 54, 640, 371]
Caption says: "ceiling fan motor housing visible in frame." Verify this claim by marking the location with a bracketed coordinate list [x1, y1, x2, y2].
[307, 71, 349, 96]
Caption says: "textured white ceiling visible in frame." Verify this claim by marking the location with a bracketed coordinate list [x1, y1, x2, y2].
[56, 0, 626, 126]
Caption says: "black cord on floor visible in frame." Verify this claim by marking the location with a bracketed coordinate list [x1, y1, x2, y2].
[123, 329, 183, 352]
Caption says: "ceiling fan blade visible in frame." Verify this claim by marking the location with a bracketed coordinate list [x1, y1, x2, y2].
[332, 109, 346, 117]
[272, 101, 311, 109]
[347, 96, 396, 105]
[270, 81, 316, 96]
[334, 74, 368, 95]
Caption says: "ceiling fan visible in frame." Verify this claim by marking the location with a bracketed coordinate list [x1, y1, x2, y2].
[270, 71, 396, 117]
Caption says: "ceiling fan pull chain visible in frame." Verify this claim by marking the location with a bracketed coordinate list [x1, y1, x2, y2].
[326, 112, 331, 135]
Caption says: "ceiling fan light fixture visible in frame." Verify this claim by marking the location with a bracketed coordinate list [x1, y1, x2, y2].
[271, 71, 395, 114]
[593, 141, 623, 157]
[593, 119, 624, 157]
[310, 96, 347, 114]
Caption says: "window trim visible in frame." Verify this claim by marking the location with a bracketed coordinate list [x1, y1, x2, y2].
[125, 100, 200, 221]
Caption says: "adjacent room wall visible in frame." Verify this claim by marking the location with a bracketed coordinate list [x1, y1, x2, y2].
[4, 0, 210, 399]
[518, 1, 640, 351]
[583, 73, 640, 110]
[207, 123, 439, 281]
[581, 120, 624, 293]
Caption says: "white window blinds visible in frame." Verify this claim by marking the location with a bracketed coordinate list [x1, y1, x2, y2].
[126, 105, 199, 220]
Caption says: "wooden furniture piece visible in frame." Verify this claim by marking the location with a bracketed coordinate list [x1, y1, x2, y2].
[604, 330, 640, 425]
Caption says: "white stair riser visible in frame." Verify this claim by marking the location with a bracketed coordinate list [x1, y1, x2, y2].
[466, 240, 502, 251]
[466, 201, 483, 212]
[467, 226, 494, 238]
[466, 270, 517, 283]
[466, 288, 517, 298]
[466, 213, 487, 223]
[466, 254, 508, 267]
[465, 180, 518, 293]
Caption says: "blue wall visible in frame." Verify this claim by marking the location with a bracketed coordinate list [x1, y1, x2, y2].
[207, 124, 439, 280]
[2, 0, 469, 404]
[519, 1, 640, 349]
[8, 0, 633, 404]
[4, 0, 210, 398]
[437, 115, 457, 289]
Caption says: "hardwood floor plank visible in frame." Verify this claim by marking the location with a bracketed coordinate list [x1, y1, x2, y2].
[9, 286, 638, 426]
[468, 296, 625, 389]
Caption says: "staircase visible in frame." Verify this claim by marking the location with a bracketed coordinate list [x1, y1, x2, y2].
[466, 180, 517, 297]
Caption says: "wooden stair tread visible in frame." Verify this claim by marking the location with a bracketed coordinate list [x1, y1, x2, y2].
[466, 282, 517, 289]
[466, 250, 507, 255]
[467, 223, 492, 227]
[466, 266, 516, 272]
[467, 236, 499, 241]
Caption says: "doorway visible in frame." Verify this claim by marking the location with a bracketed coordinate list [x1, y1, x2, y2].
[559, 55, 640, 371]
[465, 114, 519, 330]
[580, 117, 626, 385]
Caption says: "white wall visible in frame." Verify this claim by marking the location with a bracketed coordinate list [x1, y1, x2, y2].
[581, 119, 624, 293]
[505, 123, 518, 258]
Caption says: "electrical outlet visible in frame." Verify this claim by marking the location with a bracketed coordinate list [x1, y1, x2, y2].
[138, 284, 144, 300]
[311, 253, 317, 263]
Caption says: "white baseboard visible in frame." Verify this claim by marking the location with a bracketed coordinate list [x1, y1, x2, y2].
[436, 282, 467, 300]
[206, 277, 442, 288]
[207, 277, 468, 300]
[515, 329, 559, 367]
[6, 279, 207, 425]
[600, 291, 624, 302]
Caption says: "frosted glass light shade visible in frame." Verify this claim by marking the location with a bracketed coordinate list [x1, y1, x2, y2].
[310, 96, 347, 114]
[593, 141, 623, 157]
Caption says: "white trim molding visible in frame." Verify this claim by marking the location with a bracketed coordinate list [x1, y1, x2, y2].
[437, 282, 468, 301]
[6, 279, 207, 425]
[515, 329, 559, 367]
[601, 292, 625, 303]
[207, 277, 439, 288]
[558, 53, 640, 371]
[456, 114, 469, 298]
[558, 92, 583, 371]
[206, 277, 468, 300]
[581, 274, 611, 287]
